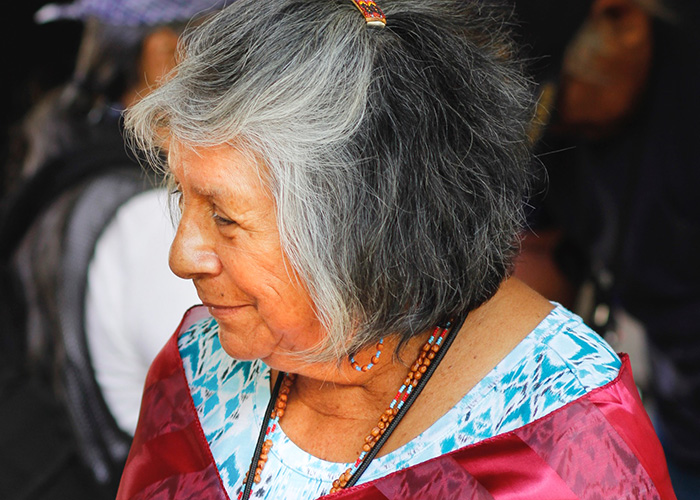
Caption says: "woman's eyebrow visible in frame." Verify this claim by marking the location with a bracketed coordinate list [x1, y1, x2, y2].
[193, 184, 228, 199]
[194, 183, 252, 213]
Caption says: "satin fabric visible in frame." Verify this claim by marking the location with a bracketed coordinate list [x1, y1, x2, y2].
[117, 306, 676, 500]
[116, 307, 227, 500]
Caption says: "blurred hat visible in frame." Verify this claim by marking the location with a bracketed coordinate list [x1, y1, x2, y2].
[35, 0, 229, 26]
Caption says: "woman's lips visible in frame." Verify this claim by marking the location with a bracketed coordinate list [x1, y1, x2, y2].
[203, 303, 247, 319]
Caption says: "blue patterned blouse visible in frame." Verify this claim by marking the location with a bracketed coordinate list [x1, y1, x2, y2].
[178, 304, 621, 499]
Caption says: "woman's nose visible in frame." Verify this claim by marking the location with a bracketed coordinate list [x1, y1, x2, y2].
[169, 213, 222, 280]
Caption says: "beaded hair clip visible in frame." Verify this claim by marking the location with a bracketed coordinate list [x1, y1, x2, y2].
[351, 0, 386, 28]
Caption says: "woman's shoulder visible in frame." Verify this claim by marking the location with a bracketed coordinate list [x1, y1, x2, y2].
[374, 304, 624, 464]
[441, 304, 622, 444]
[530, 303, 622, 390]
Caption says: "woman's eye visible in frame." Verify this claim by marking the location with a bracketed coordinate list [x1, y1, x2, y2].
[212, 209, 236, 227]
[170, 185, 184, 209]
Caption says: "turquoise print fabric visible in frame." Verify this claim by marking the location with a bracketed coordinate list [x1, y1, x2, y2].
[178, 304, 621, 499]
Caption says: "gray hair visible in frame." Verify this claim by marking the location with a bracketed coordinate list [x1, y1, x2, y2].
[125, 0, 536, 361]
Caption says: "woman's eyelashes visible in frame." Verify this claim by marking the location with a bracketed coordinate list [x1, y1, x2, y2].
[169, 180, 236, 228]
[170, 184, 184, 210]
[212, 206, 236, 227]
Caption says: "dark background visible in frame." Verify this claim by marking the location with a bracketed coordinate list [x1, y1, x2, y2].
[3, 0, 699, 195]
[2, 2, 82, 194]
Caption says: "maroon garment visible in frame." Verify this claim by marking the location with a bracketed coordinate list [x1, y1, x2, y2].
[117, 307, 676, 500]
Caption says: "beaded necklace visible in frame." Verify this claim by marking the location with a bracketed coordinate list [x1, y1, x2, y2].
[238, 317, 464, 500]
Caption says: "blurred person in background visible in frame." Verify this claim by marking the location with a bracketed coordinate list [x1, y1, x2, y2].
[513, 0, 700, 498]
[0, 1, 226, 498]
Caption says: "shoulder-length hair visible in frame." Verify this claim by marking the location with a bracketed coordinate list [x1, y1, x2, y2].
[125, 0, 536, 361]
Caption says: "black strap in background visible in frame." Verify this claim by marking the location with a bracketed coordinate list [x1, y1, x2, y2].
[54, 169, 151, 486]
[587, 119, 648, 335]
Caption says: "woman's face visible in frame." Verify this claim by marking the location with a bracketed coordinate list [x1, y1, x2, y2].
[168, 143, 324, 367]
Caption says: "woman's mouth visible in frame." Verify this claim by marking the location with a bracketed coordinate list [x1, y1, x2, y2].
[203, 303, 247, 319]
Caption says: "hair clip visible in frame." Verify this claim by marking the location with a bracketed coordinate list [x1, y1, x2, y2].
[351, 0, 386, 28]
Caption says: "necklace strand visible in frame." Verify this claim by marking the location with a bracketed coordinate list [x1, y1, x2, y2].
[331, 322, 451, 493]
[239, 318, 463, 499]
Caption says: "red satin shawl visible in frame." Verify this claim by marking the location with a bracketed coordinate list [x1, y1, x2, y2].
[117, 306, 676, 500]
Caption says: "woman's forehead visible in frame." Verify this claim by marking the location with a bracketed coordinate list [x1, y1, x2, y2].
[168, 142, 250, 176]
[168, 142, 271, 200]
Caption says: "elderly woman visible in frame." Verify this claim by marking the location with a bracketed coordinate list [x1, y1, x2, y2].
[116, 1, 675, 499]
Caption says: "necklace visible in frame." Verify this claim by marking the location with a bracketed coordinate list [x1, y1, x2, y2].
[238, 316, 465, 500]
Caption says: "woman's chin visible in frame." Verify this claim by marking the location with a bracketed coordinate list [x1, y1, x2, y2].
[214, 320, 274, 361]
[217, 334, 270, 361]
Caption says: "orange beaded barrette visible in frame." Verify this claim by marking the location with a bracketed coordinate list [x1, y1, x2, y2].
[351, 0, 386, 28]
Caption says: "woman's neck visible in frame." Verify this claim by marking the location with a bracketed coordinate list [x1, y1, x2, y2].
[270, 278, 554, 463]
[271, 328, 434, 463]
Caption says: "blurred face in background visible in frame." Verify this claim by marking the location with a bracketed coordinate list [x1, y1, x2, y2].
[553, 0, 653, 139]
[122, 27, 180, 107]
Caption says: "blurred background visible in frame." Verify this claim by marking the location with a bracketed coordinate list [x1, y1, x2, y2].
[3, 2, 83, 194]
[1, 1, 699, 499]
